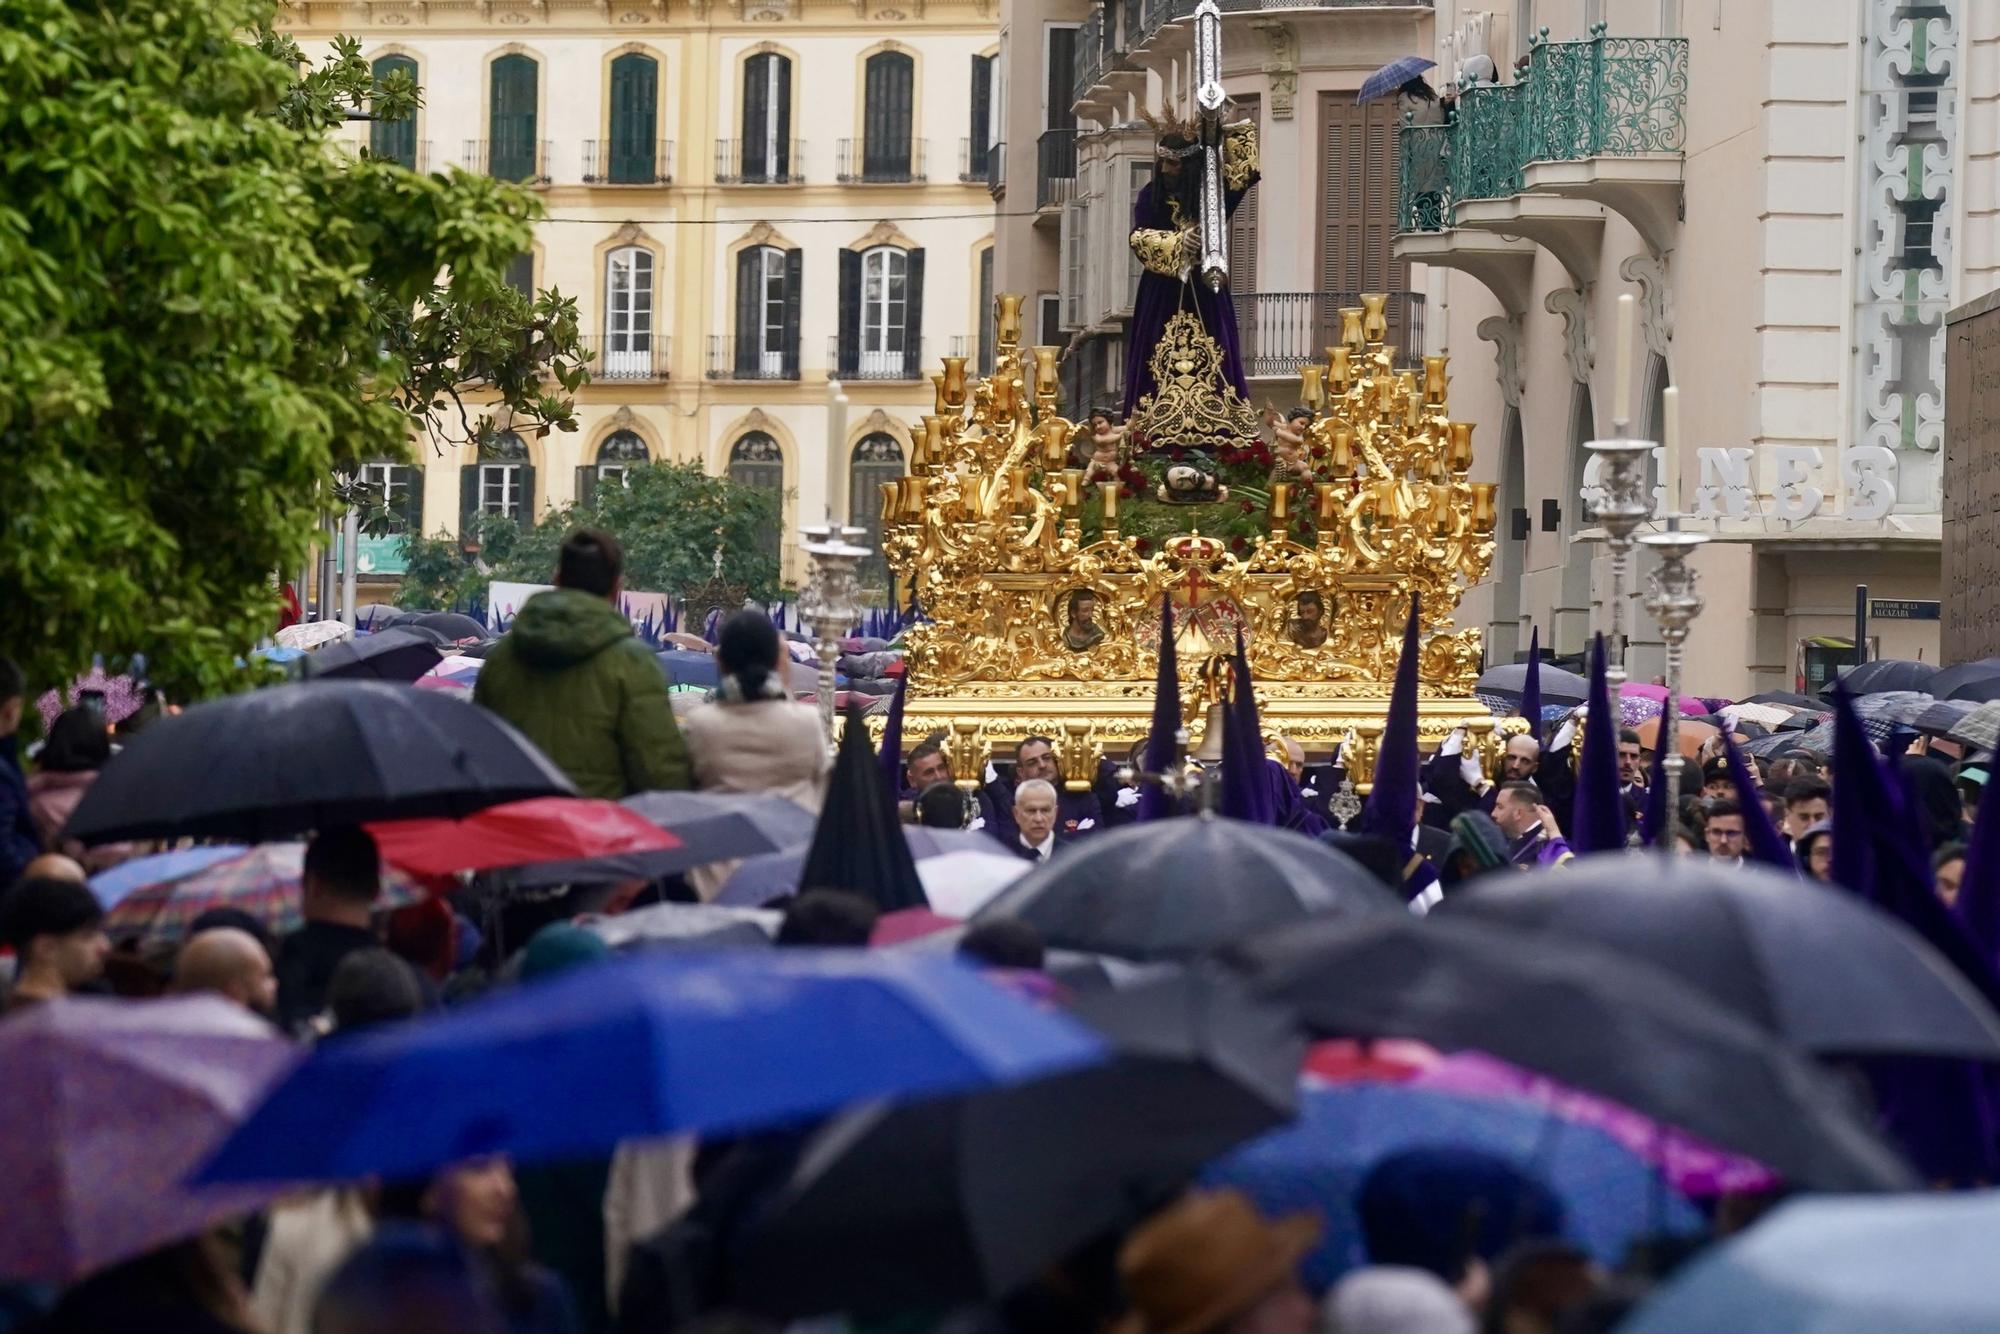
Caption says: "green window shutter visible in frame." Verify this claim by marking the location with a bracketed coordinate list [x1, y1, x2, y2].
[490, 54, 539, 182]
[837, 248, 861, 377]
[514, 465, 538, 527]
[575, 466, 599, 512]
[734, 248, 761, 376]
[902, 247, 925, 379]
[503, 252, 534, 297]
[781, 248, 803, 378]
[396, 466, 425, 533]
[459, 465, 479, 536]
[609, 53, 659, 184]
[863, 52, 914, 178]
[969, 55, 992, 174]
[370, 55, 419, 168]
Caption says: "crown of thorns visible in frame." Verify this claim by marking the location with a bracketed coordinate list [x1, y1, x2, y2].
[1142, 109, 1205, 158]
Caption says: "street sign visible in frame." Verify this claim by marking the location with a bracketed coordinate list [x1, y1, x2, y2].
[1871, 598, 1941, 621]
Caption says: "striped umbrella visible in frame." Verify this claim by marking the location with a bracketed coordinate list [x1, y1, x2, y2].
[104, 843, 424, 944]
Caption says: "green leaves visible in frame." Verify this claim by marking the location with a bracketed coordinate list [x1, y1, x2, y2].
[0, 0, 584, 699]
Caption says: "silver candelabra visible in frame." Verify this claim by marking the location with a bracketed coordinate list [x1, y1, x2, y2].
[1586, 438, 1656, 690]
[799, 521, 872, 744]
[1639, 530, 1710, 851]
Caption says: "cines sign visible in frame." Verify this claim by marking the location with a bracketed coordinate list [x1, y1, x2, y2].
[1580, 445, 1902, 523]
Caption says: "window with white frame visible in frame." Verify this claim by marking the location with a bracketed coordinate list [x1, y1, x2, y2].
[860, 246, 908, 376]
[480, 432, 529, 517]
[604, 246, 655, 377]
[756, 247, 787, 374]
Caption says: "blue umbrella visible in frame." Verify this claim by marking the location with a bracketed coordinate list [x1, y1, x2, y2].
[1358, 55, 1437, 105]
[199, 950, 1104, 1185]
[88, 846, 250, 910]
[715, 828, 1004, 907]
[1204, 1083, 1701, 1291]
[1621, 1192, 2000, 1333]
[656, 649, 720, 690]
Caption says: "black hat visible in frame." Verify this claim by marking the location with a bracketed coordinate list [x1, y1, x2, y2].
[1701, 757, 1733, 784]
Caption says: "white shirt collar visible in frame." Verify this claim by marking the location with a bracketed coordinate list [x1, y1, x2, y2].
[1019, 830, 1055, 859]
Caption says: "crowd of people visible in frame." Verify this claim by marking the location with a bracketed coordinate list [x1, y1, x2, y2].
[0, 527, 1993, 1332]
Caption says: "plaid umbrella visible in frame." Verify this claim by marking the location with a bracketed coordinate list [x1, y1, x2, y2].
[1849, 691, 1934, 741]
[103, 843, 423, 944]
[1950, 701, 2000, 753]
[1914, 699, 1978, 738]
[1357, 55, 1437, 103]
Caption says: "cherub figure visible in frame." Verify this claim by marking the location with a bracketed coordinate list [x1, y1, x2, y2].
[1266, 405, 1315, 487]
[1082, 408, 1127, 485]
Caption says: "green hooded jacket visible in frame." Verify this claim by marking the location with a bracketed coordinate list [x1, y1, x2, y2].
[473, 588, 692, 799]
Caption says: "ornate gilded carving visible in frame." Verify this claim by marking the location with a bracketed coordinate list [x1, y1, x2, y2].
[882, 293, 1501, 780]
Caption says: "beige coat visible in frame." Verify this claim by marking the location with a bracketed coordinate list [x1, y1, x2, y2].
[678, 697, 831, 813]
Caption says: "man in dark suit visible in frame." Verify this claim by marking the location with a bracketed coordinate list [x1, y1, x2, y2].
[1491, 782, 1572, 869]
[980, 735, 1102, 844]
[1005, 778, 1064, 864]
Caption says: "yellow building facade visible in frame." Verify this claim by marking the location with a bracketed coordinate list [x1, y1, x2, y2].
[283, 0, 1002, 584]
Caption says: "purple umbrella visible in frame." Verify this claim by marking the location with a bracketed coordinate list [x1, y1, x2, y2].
[0, 996, 299, 1284]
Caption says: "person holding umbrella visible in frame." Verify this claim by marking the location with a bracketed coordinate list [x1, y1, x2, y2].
[474, 530, 691, 800]
[274, 826, 384, 1032]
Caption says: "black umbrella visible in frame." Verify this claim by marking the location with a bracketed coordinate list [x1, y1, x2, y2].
[411, 610, 490, 642]
[1742, 691, 1820, 709]
[730, 967, 1302, 1319]
[64, 681, 575, 844]
[302, 628, 445, 683]
[1438, 860, 2000, 1060]
[796, 709, 927, 911]
[1225, 914, 1914, 1191]
[1776, 710, 1827, 732]
[451, 639, 502, 660]
[1820, 659, 1939, 698]
[972, 817, 1398, 962]
[1933, 659, 2000, 703]
[1474, 661, 1589, 705]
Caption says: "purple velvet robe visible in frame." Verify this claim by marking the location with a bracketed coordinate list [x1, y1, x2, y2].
[1120, 168, 1260, 422]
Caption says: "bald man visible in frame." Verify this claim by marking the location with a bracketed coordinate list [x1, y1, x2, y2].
[174, 927, 278, 1018]
[21, 853, 85, 884]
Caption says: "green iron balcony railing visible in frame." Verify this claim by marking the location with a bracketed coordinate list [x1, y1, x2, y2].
[1396, 26, 1687, 234]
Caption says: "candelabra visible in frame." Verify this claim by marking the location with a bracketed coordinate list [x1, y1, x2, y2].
[799, 521, 873, 744]
[1586, 438, 1656, 689]
[1115, 726, 1219, 817]
[1639, 530, 1709, 850]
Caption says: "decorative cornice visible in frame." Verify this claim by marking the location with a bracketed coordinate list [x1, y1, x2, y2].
[1544, 286, 1594, 387]
[1618, 253, 1673, 358]
[1476, 314, 1524, 410]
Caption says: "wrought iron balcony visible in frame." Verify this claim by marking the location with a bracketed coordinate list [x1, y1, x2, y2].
[464, 138, 552, 184]
[828, 335, 926, 381]
[581, 333, 670, 381]
[1037, 129, 1078, 210]
[714, 139, 806, 184]
[1232, 292, 1426, 378]
[1397, 27, 1688, 234]
[836, 139, 928, 184]
[707, 334, 800, 381]
[987, 140, 1007, 199]
[582, 140, 673, 185]
[365, 139, 431, 172]
[1073, 8, 1107, 105]
[960, 138, 995, 184]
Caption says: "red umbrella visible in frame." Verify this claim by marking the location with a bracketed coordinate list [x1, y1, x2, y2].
[367, 797, 680, 884]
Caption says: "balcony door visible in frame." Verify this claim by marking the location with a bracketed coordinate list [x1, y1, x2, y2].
[735, 244, 801, 378]
[1316, 93, 1405, 350]
[860, 246, 907, 377]
[863, 51, 914, 179]
[742, 52, 791, 180]
[604, 245, 655, 377]
[608, 52, 659, 183]
[489, 54, 539, 182]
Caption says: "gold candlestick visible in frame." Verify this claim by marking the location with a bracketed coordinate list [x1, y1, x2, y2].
[1449, 421, 1476, 472]
[1062, 469, 1084, 509]
[1042, 418, 1072, 468]
[932, 374, 950, 416]
[923, 415, 948, 467]
[1339, 308, 1365, 350]
[1328, 346, 1352, 392]
[1331, 425, 1355, 475]
[903, 476, 928, 516]
[1099, 481, 1119, 522]
[996, 293, 1023, 347]
[1010, 467, 1029, 509]
[941, 357, 967, 407]
[1299, 364, 1325, 409]
[1032, 346, 1060, 399]
[1314, 481, 1340, 527]
[1423, 355, 1450, 405]
[1362, 294, 1389, 345]
[1470, 481, 1497, 532]
[1270, 482, 1292, 526]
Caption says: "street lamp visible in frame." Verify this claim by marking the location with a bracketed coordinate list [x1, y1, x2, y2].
[1640, 529, 1709, 850]
[1586, 437, 1655, 689]
[799, 520, 872, 743]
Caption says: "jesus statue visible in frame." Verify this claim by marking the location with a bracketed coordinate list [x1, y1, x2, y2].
[1119, 114, 1261, 424]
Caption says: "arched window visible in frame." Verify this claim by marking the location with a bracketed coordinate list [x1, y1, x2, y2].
[604, 246, 655, 378]
[862, 50, 915, 180]
[605, 52, 661, 183]
[740, 52, 792, 182]
[597, 430, 650, 485]
[462, 430, 534, 530]
[849, 433, 905, 591]
[487, 53, 540, 182]
[369, 55, 418, 169]
[728, 432, 786, 561]
[734, 245, 801, 379]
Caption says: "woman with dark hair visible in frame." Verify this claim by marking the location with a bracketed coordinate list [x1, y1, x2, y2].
[677, 611, 830, 813]
[375, 1160, 578, 1334]
[26, 705, 126, 870]
[1899, 754, 1966, 850]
